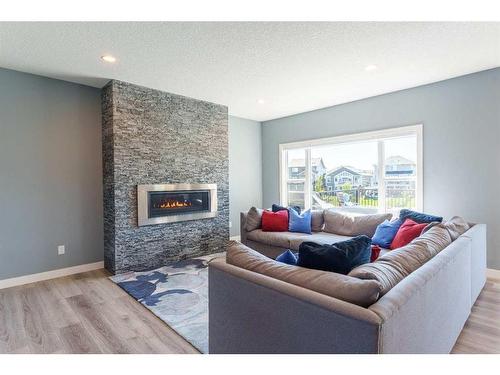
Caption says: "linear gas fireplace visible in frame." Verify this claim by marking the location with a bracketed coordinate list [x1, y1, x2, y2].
[137, 183, 217, 226]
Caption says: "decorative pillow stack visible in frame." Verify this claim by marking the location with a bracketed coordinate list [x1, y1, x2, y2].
[259, 204, 312, 234]
[371, 209, 444, 250]
[389, 219, 427, 249]
[371, 219, 403, 248]
[272, 203, 301, 215]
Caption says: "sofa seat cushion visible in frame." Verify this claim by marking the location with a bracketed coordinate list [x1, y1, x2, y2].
[324, 210, 392, 237]
[289, 232, 353, 251]
[226, 241, 383, 307]
[247, 229, 311, 249]
[348, 224, 452, 295]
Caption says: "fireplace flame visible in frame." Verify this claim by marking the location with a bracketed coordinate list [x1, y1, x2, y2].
[155, 199, 192, 209]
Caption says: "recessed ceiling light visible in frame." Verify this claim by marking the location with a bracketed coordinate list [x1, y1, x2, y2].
[257, 99, 265, 104]
[101, 55, 117, 63]
[364, 64, 378, 72]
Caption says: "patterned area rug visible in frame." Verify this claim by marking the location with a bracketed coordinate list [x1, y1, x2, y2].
[110, 252, 224, 353]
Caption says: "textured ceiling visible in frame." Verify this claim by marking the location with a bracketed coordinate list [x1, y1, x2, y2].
[0, 22, 499, 121]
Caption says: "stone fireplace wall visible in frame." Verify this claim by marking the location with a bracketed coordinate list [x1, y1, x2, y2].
[102, 80, 229, 274]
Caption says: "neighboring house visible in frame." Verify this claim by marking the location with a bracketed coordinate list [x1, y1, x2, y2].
[288, 157, 327, 180]
[287, 157, 326, 208]
[322, 156, 416, 192]
[325, 166, 375, 191]
[384, 155, 416, 191]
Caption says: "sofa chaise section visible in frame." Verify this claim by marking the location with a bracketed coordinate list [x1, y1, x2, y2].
[209, 223, 487, 354]
[209, 259, 382, 354]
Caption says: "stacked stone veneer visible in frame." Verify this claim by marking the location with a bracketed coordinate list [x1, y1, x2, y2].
[102, 80, 229, 274]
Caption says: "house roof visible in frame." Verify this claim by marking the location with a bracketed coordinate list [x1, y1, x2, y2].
[385, 155, 415, 165]
[326, 165, 362, 176]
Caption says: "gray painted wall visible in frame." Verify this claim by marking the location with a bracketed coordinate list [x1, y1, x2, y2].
[0, 69, 260, 279]
[262, 68, 500, 269]
[228, 116, 262, 237]
[0, 68, 103, 279]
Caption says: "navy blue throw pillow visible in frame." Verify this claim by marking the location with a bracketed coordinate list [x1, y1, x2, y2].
[275, 249, 298, 265]
[272, 203, 301, 215]
[297, 235, 372, 275]
[399, 209, 443, 224]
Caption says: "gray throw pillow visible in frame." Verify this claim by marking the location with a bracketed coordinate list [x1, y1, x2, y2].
[245, 207, 263, 232]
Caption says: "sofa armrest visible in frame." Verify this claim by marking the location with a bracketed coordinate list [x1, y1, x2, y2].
[240, 211, 248, 243]
[368, 236, 472, 353]
[462, 223, 487, 303]
[209, 259, 381, 354]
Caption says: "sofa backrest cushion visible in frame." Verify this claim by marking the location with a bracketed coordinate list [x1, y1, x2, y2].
[246, 207, 263, 231]
[311, 210, 325, 232]
[323, 210, 392, 237]
[348, 224, 452, 295]
[226, 241, 383, 307]
[442, 216, 471, 241]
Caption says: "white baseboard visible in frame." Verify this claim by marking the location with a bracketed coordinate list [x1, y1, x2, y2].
[0, 261, 104, 290]
[230, 235, 241, 241]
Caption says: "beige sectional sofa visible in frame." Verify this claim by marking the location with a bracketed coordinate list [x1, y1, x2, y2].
[208, 209, 487, 353]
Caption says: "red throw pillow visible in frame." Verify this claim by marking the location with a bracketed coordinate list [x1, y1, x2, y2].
[262, 209, 289, 232]
[370, 245, 381, 262]
[390, 218, 427, 249]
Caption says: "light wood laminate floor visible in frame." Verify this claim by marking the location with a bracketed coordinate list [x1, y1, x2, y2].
[0, 269, 198, 353]
[0, 268, 499, 354]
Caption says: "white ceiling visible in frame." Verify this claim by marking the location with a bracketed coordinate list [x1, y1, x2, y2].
[0, 22, 499, 121]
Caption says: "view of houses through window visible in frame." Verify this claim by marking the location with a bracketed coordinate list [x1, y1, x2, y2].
[281, 126, 422, 214]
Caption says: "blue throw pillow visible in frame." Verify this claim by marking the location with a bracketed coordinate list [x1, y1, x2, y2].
[275, 249, 298, 265]
[399, 209, 443, 224]
[372, 219, 403, 248]
[297, 235, 372, 275]
[288, 208, 312, 234]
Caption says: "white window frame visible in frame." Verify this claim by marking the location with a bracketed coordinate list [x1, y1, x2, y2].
[278, 124, 423, 212]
